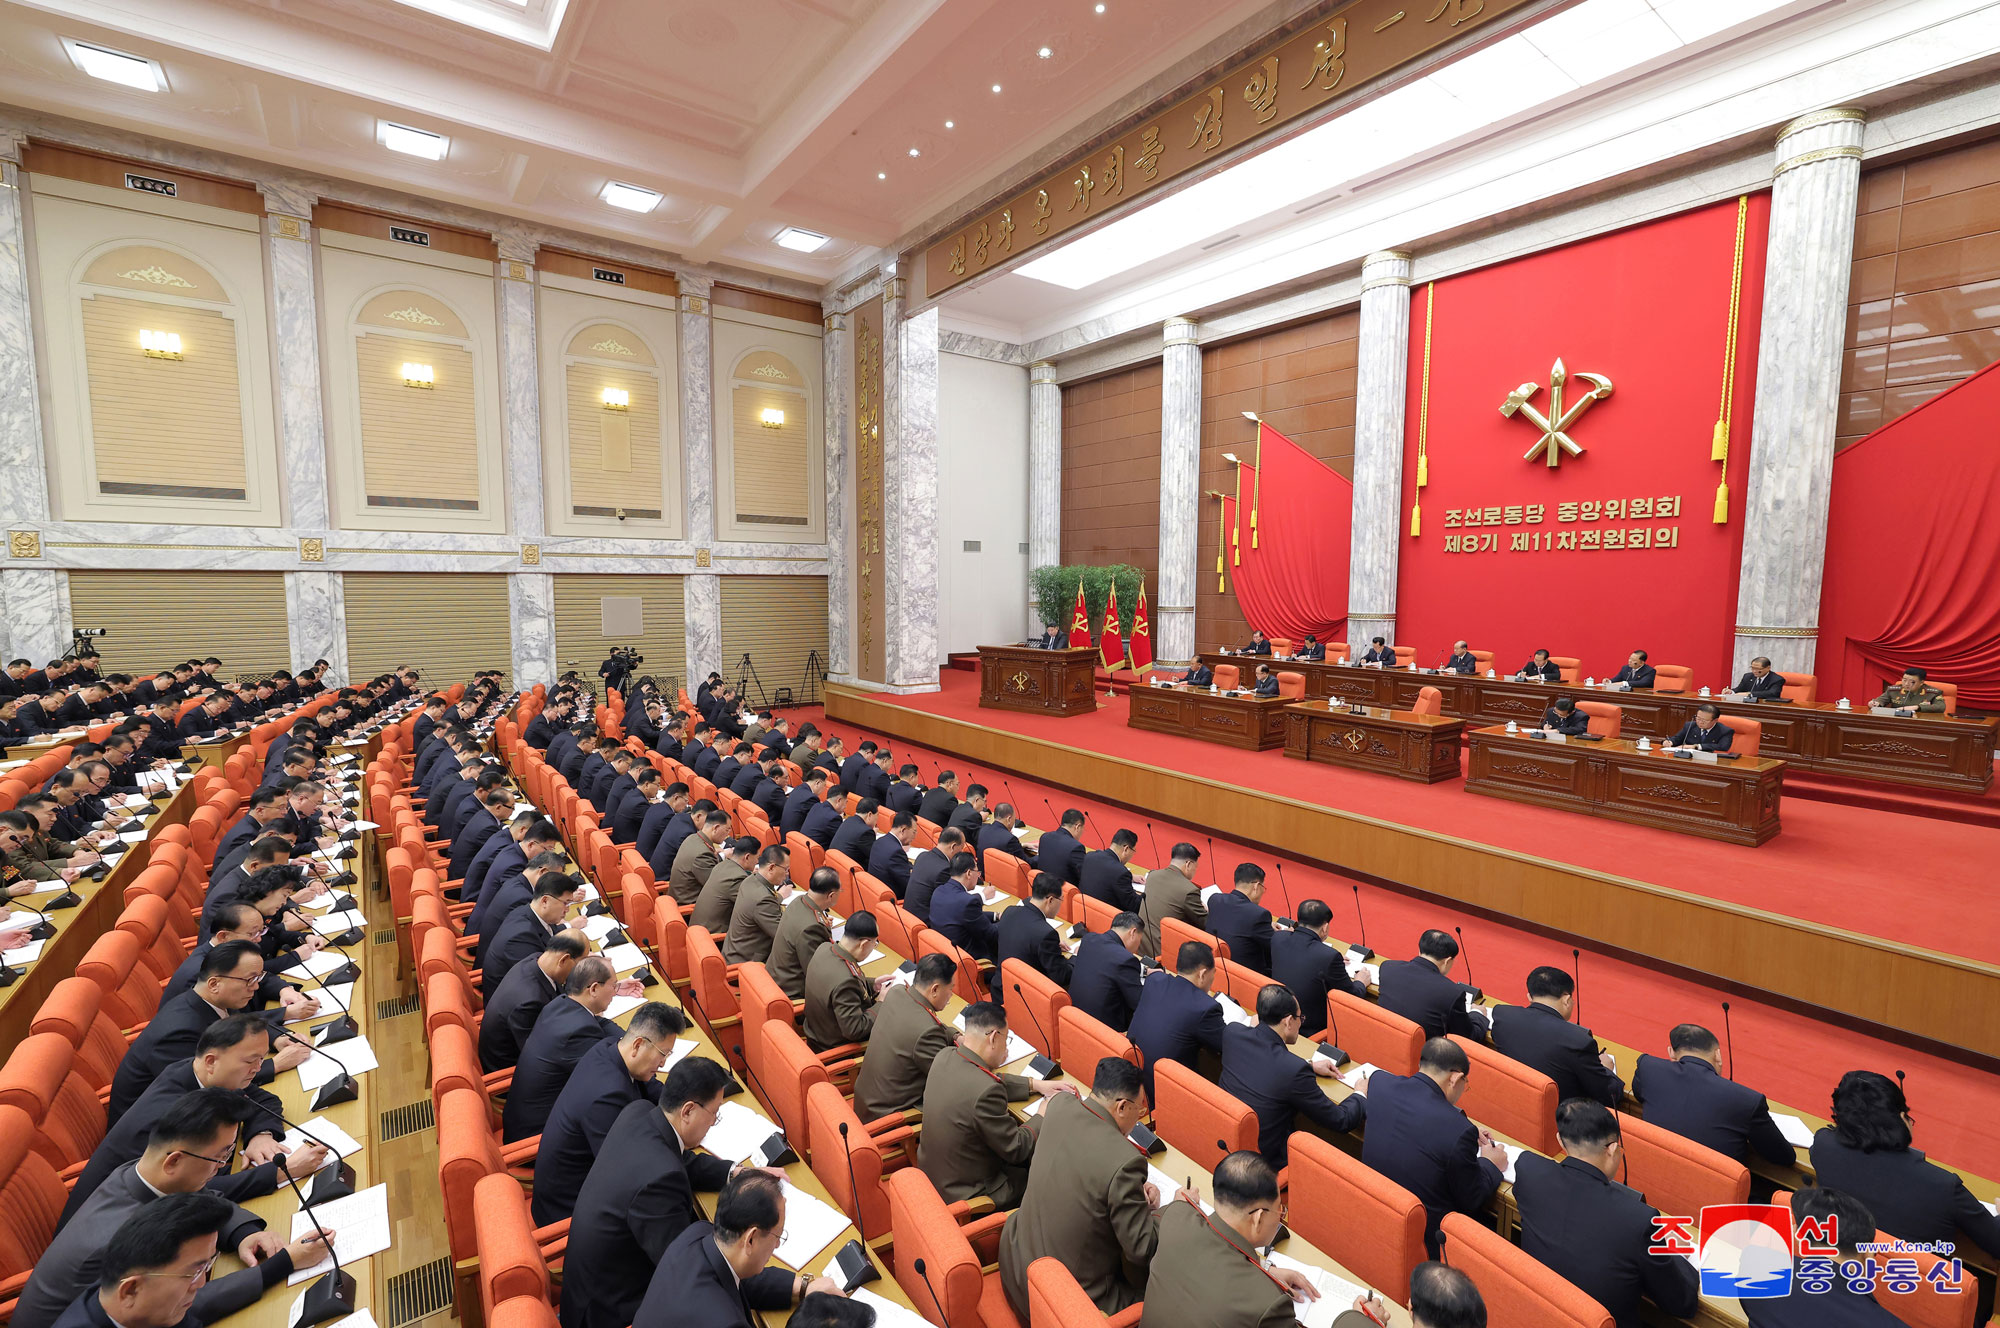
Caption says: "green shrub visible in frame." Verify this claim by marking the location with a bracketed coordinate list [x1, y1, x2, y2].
[1029, 562, 1142, 640]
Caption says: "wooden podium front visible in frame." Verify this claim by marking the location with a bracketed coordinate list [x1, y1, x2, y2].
[978, 644, 1098, 717]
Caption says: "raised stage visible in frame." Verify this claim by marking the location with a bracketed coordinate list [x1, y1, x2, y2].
[826, 673, 2000, 1064]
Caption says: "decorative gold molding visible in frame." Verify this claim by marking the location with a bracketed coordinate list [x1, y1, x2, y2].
[118, 265, 193, 289]
[521, 543, 541, 565]
[884, 277, 908, 302]
[1772, 144, 1864, 179]
[47, 540, 246, 551]
[1360, 273, 1414, 293]
[504, 261, 530, 282]
[1776, 106, 1865, 143]
[384, 305, 442, 327]
[589, 337, 636, 356]
[298, 537, 324, 562]
[322, 546, 515, 557]
[680, 294, 709, 315]
[1349, 611, 1397, 620]
[1734, 624, 1818, 638]
[271, 215, 308, 242]
[694, 547, 712, 568]
[8, 531, 42, 559]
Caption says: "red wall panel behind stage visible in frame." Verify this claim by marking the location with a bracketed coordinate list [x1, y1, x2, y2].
[1394, 196, 1768, 684]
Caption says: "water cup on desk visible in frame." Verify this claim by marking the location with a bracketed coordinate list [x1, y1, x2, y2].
[1585, 676, 1596, 686]
[1699, 686, 1712, 697]
[1837, 697, 1851, 709]
[1505, 720, 1519, 733]
[1486, 668, 1496, 677]
[1637, 737, 1651, 751]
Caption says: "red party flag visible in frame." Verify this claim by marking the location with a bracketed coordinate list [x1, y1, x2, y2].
[1067, 579, 1091, 649]
[1128, 582, 1154, 673]
[1099, 581, 1127, 670]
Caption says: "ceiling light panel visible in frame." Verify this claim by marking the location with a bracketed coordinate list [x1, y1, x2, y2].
[775, 227, 830, 253]
[63, 39, 162, 91]
[378, 121, 449, 159]
[600, 181, 662, 212]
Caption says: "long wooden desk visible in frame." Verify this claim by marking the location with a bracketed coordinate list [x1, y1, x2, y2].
[1282, 701, 1466, 783]
[1128, 682, 1292, 751]
[978, 645, 1098, 718]
[1465, 725, 1787, 846]
[1202, 653, 1999, 794]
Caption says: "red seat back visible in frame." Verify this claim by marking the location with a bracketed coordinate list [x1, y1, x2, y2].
[1449, 1034, 1559, 1155]
[999, 960, 1069, 1063]
[1151, 1060, 1255, 1173]
[1327, 988, 1422, 1076]
[1440, 1213, 1612, 1328]
[1288, 1134, 1426, 1307]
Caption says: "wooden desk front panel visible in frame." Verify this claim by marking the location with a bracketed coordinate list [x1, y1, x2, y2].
[978, 645, 1098, 718]
[1282, 705, 1465, 783]
[1467, 730, 1784, 846]
[1816, 710, 1999, 791]
[1128, 686, 1291, 751]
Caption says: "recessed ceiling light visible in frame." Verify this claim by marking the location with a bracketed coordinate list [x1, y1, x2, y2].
[877, 172, 887, 180]
[774, 226, 830, 253]
[600, 181, 662, 212]
[908, 147, 921, 157]
[991, 84, 1002, 93]
[377, 121, 448, 160]
[1095, 3, 1106, 11]
[62, 39, 162, 91]
[944, 120, 954, 129]
[1037, 46, 1052, 58]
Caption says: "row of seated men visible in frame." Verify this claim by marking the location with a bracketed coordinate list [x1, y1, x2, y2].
[490, 692, 2000, 1328]
[0, 669, 500, 1328]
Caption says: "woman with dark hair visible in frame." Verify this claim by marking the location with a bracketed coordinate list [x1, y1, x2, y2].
[1808, 1070, 2000, 1258]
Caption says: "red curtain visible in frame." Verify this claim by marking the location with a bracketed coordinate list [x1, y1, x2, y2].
[1219, 422, 1350, 642]
[1818, 357, 2000, 708]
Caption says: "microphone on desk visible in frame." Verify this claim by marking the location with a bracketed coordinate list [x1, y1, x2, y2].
[1455, 926, 1474, 987]
[282, 1029, 359, 1111]
[274, 1111, 358, 1204]
[913, 1257, 953, 1328]
[1204, 837, 1220, 888]
[275, 1124, 356, 1328]
[296, 959, 361, 1044]
[1319, 1006, 1348, 1067]
[728, 1043, 798, 1163]
[1350, 884, 1371, 958]
[13, 892, 59, 941]
[1571, 948, 1582, 1024]
[1720, 1001, 1734, 1080]
[1010, 983, 1061, 1079]
[1144, 822, 1162, 866]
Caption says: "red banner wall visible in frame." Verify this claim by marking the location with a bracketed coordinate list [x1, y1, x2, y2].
[1393, 196, 1768, 683]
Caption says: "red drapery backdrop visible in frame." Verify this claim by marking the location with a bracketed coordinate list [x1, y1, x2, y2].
[1219, 422, 1350, 642]
[1394, 196, 1768, 684]
[1818, 357, 2000, 709]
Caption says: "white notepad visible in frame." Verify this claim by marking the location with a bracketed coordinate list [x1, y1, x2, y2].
[296, 1034, 378, 1092]
[772, 1180, 850, 1270]
[1265, 1250, 1369, 1328]
[851, 1289, 930, 1328]
[951, 1012, 1035, 1068]
[298, 950, 361, 978]
[1773, 1114, 1816, 1149]
[291, 1115, 365, 1161]
[702, 1101, 780, 1163]
[287, 1184, 392, 1284]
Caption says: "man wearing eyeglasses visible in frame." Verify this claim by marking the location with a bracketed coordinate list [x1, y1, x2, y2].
[46, 1191, 234, 1328]
[14, 1088, 335, 1328]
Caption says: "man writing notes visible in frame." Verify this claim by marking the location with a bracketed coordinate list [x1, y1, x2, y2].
[1360, 636, 1397, 665]
[1606, 649, 1656, 689]
[1239, 630, 1273, 655]
[1252, 663, 1280, 696]
[1295, 634, 1327, 661]
[1540, 696, 1589, 736]
[917, 1001, 1069, 1207]
[1516, 649, 1562, 682]
[1445, 641, 1479, 674]
[1872, 667, 1948, 713]
[1174, 659, 1215, 687]
[1724, 655, 1787, 700]
[1664, 704, 1734, 752]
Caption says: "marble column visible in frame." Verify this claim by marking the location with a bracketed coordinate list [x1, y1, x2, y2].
[0, 127, 66, 665]
[1347, 250, 1413, 653]
[678, 276, 722, 686]
[285, 571, 348, 682]
[823, 311, 854, 678]
[881, 280, 940, 690]
[511, 572, 556, 688]
[1732, 108, 1867, 677]
[1, 570, 72, 666]
[684, 573, 722, 684]
[495, 231, 557, 685]
[258, 182, 331, 532]
[1156, 316, 1201, 666]
[1027, 360, 1062, 637]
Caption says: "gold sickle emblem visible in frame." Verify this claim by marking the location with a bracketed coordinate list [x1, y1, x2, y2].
[1500, 357, 1613, 468]
[1342, 729, 1368, 752]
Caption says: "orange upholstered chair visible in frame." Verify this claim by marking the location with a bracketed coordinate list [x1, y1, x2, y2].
[804, 1081, 917, 1242]
[76, 929, 160, 1031]
[1410, 685, 1443, 717]
[1616, 1110, 1747, 1219]
[685, 926, 744, 1066]
[1549, 656, 1582, 683]
[1449, 1034, 1558, 1154]
[1026, 1257, 1144, 1328]
[785, 831, 825, 893]
[1392, 645, 1416, 666]
[1275, 671, 1306, 699]
[1575, 700, 1623, 739]
[0, 1102, 66, 1314]
[913, 817, 942, 849]
[823, 849, 863, 915]
[1056, 1007, 1141, 1081]
[1326, 989, 1423, 1076]
[984, 850, 1029, 901]
[1651, 664, 1693, 693]
[1873, 1246, 1977, 1328]
[1270, 638, 1294, 656]
[0, 1033, 105, 1176]
[1211, 664, 1241, 692]
[886, 1169, 1018, 1328]
[1727, 716, 1763, 759]
[1213, 957, 1266, 1013]
[30, 978, 133, 1096]
[1439, 1213, 1612, 1328]
[1160, 914, 1224, 968]
[876, 903, 924, 963]
[1779, 671, 1818, 703]
[1469, 649, 1494, 673]
[1000, 960, 1070, 1063]
[490, 1295, 560, 1328]
[1287, 1135, 1426, 1309]
[1931, 681, 1958, 715]
[1151, 1060, 1256, 1174]
[758, 1022, 843, 1156]
[437, 1089, 562, 1323]
[473, 1173, 555, 1318]
[918, 929, 989, 1005]
[1327, 643, 1351, 663]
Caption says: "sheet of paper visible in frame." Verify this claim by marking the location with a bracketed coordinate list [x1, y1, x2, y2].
[118, 828, 150, 843]
[297, 949, 361, 978]
[660, 1039, 699, 1074]
[309, 910, 366, 938]
[287, 1183, 392, 1284]
[602, 941, 647, 972]
[288, 1295, 379, 1328]
[581, 913, 622, 941]
[304, 983, 355, 1017]
[296, 1034, 378, 1092]
[1199, 884, 1222, 905]
[1499, 1144, 1524, 1184]
[880, 967, 914, 988]
[1347, 960, 1380, 988]
[1265, 1251, 1369, 1328]
[1213, 993, 1256, 1028]
[291, 1115, 365, 1161]
[2, 937, 47, 965]
[348, 820, 381, 832]
[773, 1180, 852, 1270]
[575, 880, 600, 902]
[603, 992, 645, 1022]
[1773, 1114, 1816, 1149]
[1145, 1164, 1184, 1209]
[702, 1101, 779, 1163]
[1339, 1062, 1377, 1090]
[851, 1288, 932, 1328]
[951, 1012, 1035, 1068]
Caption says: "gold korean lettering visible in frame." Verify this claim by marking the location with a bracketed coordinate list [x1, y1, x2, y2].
[1189, 87, 1223, 153]
[972, 222, 990, 265]
[1243, 56, 1279, 123]
[1425, 0, 1484, 25]
[947, 236, 966, 276]
[996, 209, 1015, 253]
[1301, 19, 1348, 92]
[1101, 145, 1126, 199]
[1033, 189, 1052, 236]
[1069, 165, 1095, 212]
[1137, 125, 1164, 180]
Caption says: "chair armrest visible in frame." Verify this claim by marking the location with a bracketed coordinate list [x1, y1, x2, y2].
[531, 1219, 570, 1264]
[498, 1134, 541, 1166]
[1107, 1308, 1145, 1328]
[866, 1123, 920, 1169]
[483, 1067, 515, 1093]
[961, 1211, 1008, 1263]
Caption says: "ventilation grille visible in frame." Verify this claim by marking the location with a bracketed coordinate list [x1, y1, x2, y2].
[383, 1257, 453, 1328]
[378, 1099, 435, 1141]
[374, 929, 396, 946]
[375, 993, 420, 1020]
[962, 540, 981, 552]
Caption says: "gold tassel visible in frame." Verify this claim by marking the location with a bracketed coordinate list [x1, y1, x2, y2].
[1712, 479, 1729, 524]
[1409, 502, 1422, 536]
[1710, 419, 1728, 462]
[1215, 551, 1224, 574]
[1218, 569, 1226, 592]
[1416, 453, 1428, 487]
[1232, 545, 1241, 567]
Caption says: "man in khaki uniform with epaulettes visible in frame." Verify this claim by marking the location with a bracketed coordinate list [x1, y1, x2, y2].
[851, 959, 958, 1122]
[766, 869, 837, 999]
[1138, 842, 1206, 961]
[802, 911, 884, 1052]
[689, 835, 754, 935]
[916, 1002, 1067, 1208]
[722, 847, 791, 964]
[668, 816, 726, 908]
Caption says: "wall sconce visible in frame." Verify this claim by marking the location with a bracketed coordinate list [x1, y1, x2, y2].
[601, 387, 629, 411]
[401, 361, 435, 389]
[139, 329, 183, 360]
[758, 406, 786, 429]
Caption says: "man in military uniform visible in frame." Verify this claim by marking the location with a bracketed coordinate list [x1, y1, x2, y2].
[916, 1001, 1068, 1207]
[802, 910, 885, 1052]
[1132, 1150, 1326, 1328]
[1872, 667, 1947, 713]
[851, 954, 958, 1122]
[765, 867, 837, 1000]
[1137, 842, 1205, 960]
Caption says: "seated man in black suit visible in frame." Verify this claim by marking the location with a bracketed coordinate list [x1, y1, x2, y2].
[916, 770, 960, 827]
[609, 765, 662, 844]
[501, 955, 639, 1141]
[1240, 631, 1273, 656]
[1078, 829, 1141, 912]
[1724, 655, 1788, 701]
[1607, 649, 1656, 689]
[865, 811, 915, 898]
[1174, 660, 1215, 687]
[947, 783, 988, 841]
[1540, 697, 1590, 735]
[1032, 625, 1065, 649]
[1207, 863, 1274, 974]
[1515, 1101, 1700, 1328]
[779, 766, 827, 838]
[1220, 984, 1366, 1168]
[108, 941, 306, 1123]
[1745, 1189, 1907, 1328]
[633, 1170, 837, 1328]
[1515, 648, 1562, 682]
[1359, 636, 1397, 665]
[1295, 634, 1326, 662]
[1445, 640, 1480, 674]
[799, 777, 846, 850]
[991, 873, 1073, 1002]
[1808, 1070, 2000, 1261]
[1490, 966, 1622, 1110]
[974, 802, 1035, 864]
[1361, 1037, 1509, 1258]
[532, 1001, 688, 1226]
[1631, 1023, 1794, 1169]
[1664, 704, 1735, 752]
[929, 852, 998, 962]
[839, 741, 875, 791]
[1270, 898, 1365, 1038]
[827, 797, 878, 863]
[1066, 912, 1145, 1032]
[1127, 940, 1225, 1099]
[883, 761, 924, 815]
[479, 931, 587, 1074]
[1251, 663, 1280, 697]
[1033, 808, 1087, 885]
[1377, 929, 1489, 1041]
[904, 827, 966, 922]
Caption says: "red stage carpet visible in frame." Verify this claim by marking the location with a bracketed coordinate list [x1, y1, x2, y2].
[787, 679, 2000, 1182]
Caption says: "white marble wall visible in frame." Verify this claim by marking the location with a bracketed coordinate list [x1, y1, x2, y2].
[510, 571, 556, 686]
[1732, 109, 1867, 677]
[0, 130, 68, 666]
[679, 278, 716, 550]
[284, 570, 348, 682]
[1027, 360, 1062, 636]
[1156, 316, 1201, 665]
[496, 233, 554, 684]
[260, 183, 332, 533]
[1348, 250, 1413, 653]
[2, 569, 72, 666]
[684, 573, 722, 682]
[823, 311, 854, 678]
[881, 283, 941, 690]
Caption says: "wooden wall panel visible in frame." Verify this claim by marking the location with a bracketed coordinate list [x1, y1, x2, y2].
[1059, 362, 1161, 596]
[552, 574, 687, 685]
[65, 572, 288, 678]
[1841, 133, 2000, 450]
[719, 576, 830, 709]
[343, 573, 511, 684]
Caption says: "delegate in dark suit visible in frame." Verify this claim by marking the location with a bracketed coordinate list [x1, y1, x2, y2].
[1219, 1021, 1364, 1168]
[851, 985, 955, 1122]
[946, 801, 984, 842]
[1270, 929, 1363, 1038]
[1376, 957, 1489, 1041]
[916, 786, 957, 827]
[998, 1092, 1159, 1318]
[1730, 670, 1787, 700]
[798, 798, 841, 848]
[1126, 971, 1224, 1098]
[108, 991, 238, 1124]
[501, 995, 619, 1141]
[903, 846, 952, 921]
[883, 779, 921, 816]
[1608, 663, 1657, 688]
[1490, 1002, 1621, 1109]
[991, 901, 1072, 1002]
[778, 783, 818, 837]
[480, 906, 561, 999]
[1518, 658, 1563, 681]
[865, 833, 911, 898]
[1067, 929, 1143, 1032]
[1666, 720, 1734, 751]
[633, 799, 679, 862]
[1078, 848, 1140, 912]
[1175, 663, 1214, 686]
[930, 879, 997, 961]
[854, 761, 893, 804]
[531, 1036, 663, 1225]
[1808, 1132, 2000, 1257]
[1541, 704, 1590, 735]
[827, 814, 874, 864]
[975, 819, 1033, 863]
[1743, 1281, 1903, 1327]
[561, 1103, 733, 1328]
[479, 957, 561, 1073]
[1207, 888, 1273, 974]
[1514, 1153, 1700, 1328]
[608, 787, 651, 844]
[1360, 1070, 1503, 1258]
[448, 808, 504, 883]
[1630, 1054, 1793, 1167]
[1034, 827, 1085, 885]
[632, 1222, 796, 1328]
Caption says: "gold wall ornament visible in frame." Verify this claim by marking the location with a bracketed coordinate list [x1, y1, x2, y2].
[995, 209, 1015, 253]
[694, 546, 711, 568]
[521, 543, 541, 565]
[384, 305, 443, 327]
[118, 265, 194, 289]
[590, 337, 636, 357]
[1243, 56, 1280, 123]
[271, 215, 307, 242]
[1500, 358, 1613, 468]
[298, 537, 324, 562]
[9, 531, 42, 558]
